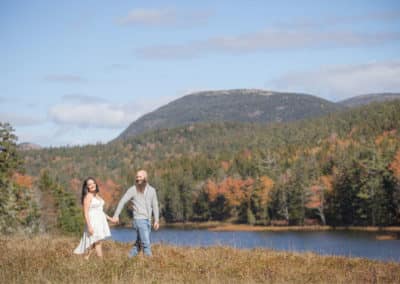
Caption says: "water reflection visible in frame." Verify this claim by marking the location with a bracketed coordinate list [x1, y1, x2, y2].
[111, 227, 400, 262]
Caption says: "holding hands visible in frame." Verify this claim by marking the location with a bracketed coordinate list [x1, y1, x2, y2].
[106, 215, 119, 224]
[107, 215, 158, 230]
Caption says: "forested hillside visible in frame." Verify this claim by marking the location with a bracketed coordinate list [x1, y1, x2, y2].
[339, 92, 400, 107]
[17, 100, 400, 232]
[118, 89, 342, 140]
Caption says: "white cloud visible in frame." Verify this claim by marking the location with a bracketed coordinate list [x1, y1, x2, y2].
[118, 8, 177, 26]
[0, 112, 44, 126]
[44, 74, 86, 83]
[49, 101, 140, 129]
[136, 27, 400, 59]
[117, 8, 212, 27]
[61, 94, 107, 104]
[269, 60, 400, 101]
[279, 10, 400, 29]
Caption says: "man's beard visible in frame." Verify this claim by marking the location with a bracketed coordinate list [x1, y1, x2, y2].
[136, 180, 146, 190]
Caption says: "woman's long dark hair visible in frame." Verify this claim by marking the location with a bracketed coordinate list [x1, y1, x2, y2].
[81, 177, 99, 204]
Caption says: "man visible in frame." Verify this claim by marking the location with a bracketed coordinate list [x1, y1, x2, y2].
[112, 170, 159, 257]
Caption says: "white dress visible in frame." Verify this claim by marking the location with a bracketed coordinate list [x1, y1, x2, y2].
[73, 196, 111, 254]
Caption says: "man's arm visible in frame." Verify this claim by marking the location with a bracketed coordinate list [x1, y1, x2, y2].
[113, 186, 135, 221]
[152, 188, 160, 230]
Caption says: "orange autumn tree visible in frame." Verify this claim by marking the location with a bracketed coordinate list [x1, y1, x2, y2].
[97, 178, 121, 210]
[204, 177, 254, 221]
[251, 175, 274, 224]
[204, 179, 219, 202]
[12, 173, 33, 189]
[389, 149, 400, 181]
[256, 176, 274, 207]
[220, 177, 247, 208]
[306, 175, 333, 225]
[10, 173, 39, 229]
[203, 179, 228, 220]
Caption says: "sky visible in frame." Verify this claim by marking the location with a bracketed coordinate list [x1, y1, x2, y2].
[1, 0, 400, 147]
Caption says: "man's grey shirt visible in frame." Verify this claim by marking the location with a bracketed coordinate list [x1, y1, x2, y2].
[113, 184, 159, 223]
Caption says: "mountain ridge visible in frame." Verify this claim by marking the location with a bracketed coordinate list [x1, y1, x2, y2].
[117, 89, 342, 140]
[338, 92, 400, 107]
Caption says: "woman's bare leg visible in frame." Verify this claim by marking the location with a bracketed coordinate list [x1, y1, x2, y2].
[84, 245, 94, 260]
[94, 242, 103, 258]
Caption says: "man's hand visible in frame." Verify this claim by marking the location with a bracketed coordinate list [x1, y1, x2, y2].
[153, 221, 159, 230]
[112, 217, 119, 224]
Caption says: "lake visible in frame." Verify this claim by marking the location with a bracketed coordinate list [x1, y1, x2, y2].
[111, 227, 400, 262]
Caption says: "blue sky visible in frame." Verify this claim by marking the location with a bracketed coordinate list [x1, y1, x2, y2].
[1, 0, 399, 147]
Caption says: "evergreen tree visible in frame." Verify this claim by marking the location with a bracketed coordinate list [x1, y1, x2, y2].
[0, 122, 40, 233]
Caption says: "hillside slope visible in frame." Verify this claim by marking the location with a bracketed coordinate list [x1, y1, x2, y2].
[339, 92, 400, 107]
[118, 89, 343, 140]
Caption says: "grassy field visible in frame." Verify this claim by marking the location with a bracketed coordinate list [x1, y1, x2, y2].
[1, 235, 400, 284]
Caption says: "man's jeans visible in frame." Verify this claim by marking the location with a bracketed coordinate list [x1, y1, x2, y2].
[130, 219, 152, 257]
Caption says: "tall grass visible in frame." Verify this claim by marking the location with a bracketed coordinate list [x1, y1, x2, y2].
[1, 235, 399, 283]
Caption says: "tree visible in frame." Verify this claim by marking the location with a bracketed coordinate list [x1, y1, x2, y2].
[0, 122, 39, 233]
[256, 176, 274, 220]
[0, 122, 22, 180]
[38, 170, 83, 234]
[389, 149, 400, 223]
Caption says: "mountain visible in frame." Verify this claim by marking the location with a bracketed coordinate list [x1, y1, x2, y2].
[18, 142, 42, 151]
[339, 92, 400, 108]
[118, 89, 343, 140]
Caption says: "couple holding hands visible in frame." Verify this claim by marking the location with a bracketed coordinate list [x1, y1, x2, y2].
[73, 170, 159, 259]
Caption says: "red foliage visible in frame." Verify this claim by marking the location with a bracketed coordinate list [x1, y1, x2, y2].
[257, 176, 274, 206]
[69, 178, 81, 194]
[306, 184, 323, 209]
[204, 177, 255, 207]
[218, 177, 245, 207]
[320, 175, 333, 193]
[389, 149, 400, 180]
[97, 179, 121, 208]
[204, 179, 219, 202]
[12, 173, 33, 189]
[375, 130, 397, 145]
[220, 161, 230, 172]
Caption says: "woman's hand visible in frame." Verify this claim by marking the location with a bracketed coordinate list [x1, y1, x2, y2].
[88, 226, 94, 235]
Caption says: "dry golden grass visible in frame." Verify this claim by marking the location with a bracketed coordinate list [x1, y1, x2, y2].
[1, 235, 399, 283]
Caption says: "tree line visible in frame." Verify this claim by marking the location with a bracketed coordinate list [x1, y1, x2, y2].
[8, 100, 400, 233]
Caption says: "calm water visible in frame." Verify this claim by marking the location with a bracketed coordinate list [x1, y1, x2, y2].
[111, 227, 400, 262]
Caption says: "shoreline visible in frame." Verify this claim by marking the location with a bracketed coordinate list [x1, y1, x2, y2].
[160, 222, 400, 233]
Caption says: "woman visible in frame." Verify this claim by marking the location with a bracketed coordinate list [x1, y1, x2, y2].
[74, 177, 112, 259]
